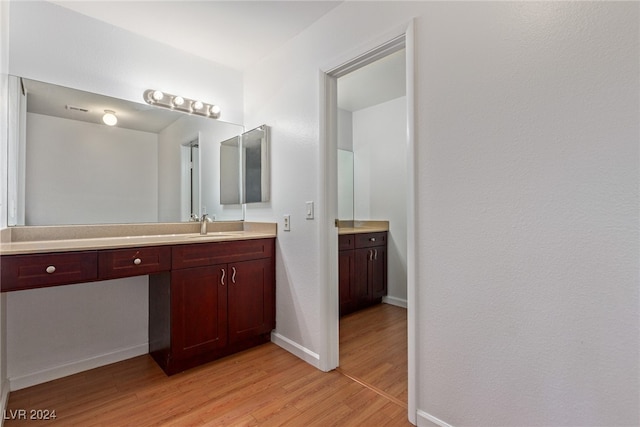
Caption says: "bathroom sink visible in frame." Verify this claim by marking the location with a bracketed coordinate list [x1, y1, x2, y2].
[186, 232, 238, 238]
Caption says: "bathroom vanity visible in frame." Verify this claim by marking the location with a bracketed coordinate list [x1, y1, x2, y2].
[337, 221, 388, 316]
[0, 222, 276, 375]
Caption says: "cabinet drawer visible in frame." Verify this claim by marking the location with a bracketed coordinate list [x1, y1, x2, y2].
[1, 251, 98, 292]
[339, 234, 355, 251]
[172, 238, 275, 270]
[99, 246, 171, 280]
[355, 232, 387, 248]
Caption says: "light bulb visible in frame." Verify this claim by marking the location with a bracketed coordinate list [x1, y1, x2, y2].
[172, 96, 185, 107]
[209, 105, 221, 117]
[192, 100, 204, 110]
[102, 110, 117, 126]
[152, 90, 164, 102]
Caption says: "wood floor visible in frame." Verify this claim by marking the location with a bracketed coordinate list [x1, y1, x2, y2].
[5, 304, 409, 426]
[339, 303, 408, 407]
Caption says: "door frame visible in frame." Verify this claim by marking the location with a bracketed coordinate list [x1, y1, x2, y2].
[318, 21, 418, 424]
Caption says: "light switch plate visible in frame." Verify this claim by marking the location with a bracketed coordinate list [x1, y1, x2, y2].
[306, 201, 314, 220]
[283, 214, 291, 231]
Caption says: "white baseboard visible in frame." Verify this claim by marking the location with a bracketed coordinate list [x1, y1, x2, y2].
[383, 295, 408, 308]
[9, 344, 148, 391]
[417, 410, 454, 427]
[271, 332, 320, 369]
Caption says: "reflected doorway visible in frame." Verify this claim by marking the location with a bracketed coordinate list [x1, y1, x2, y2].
[181, 138, 200, 220]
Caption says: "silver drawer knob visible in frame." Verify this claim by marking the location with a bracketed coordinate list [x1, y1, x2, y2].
[370, 237, 376, 242]
[133, 258, 142, 265]
[46, 265, 56, 274]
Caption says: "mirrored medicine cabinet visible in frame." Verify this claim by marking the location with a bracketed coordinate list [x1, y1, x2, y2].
[220, 125, 270, 205]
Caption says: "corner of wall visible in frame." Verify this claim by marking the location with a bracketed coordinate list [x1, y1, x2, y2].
[0, 1, 11, 423]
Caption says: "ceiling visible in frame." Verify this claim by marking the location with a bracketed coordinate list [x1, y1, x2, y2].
[22, 77, 185, 133]
[49, 1, 343, 72]
[35, 1, 405, 123]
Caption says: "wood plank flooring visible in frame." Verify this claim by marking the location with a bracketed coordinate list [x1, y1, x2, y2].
[5, 304, 410, 426]
[339, 303, 408, 406]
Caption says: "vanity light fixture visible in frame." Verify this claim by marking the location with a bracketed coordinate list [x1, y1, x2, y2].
[102, 110, 118, 126]
[143, 89, 221, 119]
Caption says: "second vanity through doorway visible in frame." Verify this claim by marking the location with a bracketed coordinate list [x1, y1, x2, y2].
[334, 44, 409, 406]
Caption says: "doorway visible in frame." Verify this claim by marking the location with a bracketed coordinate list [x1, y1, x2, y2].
[181, 138, 200, 221]
[322, 31, 416, 421]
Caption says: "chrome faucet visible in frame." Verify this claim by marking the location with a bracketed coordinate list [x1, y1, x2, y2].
[200, 213, 209, 235]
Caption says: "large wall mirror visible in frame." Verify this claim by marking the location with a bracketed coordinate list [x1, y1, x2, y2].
[7, 76, 245, 226]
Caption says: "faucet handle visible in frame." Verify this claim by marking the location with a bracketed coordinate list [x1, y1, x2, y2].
[201, 213, 209, 222]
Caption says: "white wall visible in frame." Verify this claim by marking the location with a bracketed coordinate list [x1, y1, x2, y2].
[418, 3, 638, 425]
[244, 2, 638, 426]
[353, 96, 407, 303]
[25, 113, 158, 225]
[4, 1, 244, 390]
[0, 0, 10, 413]
[6, 278, 148, 390]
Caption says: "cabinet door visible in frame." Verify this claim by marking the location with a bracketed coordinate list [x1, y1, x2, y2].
[354, 248, 373, 307]
[172, 265, 228, 359]
[227, 258, 275, 344]
[370, 245, 387, 299]
[339, 250, 356, 316]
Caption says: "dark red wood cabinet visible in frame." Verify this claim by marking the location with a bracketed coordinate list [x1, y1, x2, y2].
[149, 238, 276, 375]
[339, 232, 387, 316]
[1, 238, 276, 376]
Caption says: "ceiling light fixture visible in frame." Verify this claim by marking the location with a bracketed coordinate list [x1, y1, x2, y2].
[143, 89, 221, 120]
[102, 110, 118, 126]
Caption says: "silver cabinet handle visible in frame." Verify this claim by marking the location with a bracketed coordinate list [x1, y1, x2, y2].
[46, 265, 56, 274]
[368, 250, 373, 261]
[133, 258, 142, 265]
[370, 237, 376, 242]
[374, 249, 378, 260]
[231, 267, 237, 284]
[221, 268, 226, 286]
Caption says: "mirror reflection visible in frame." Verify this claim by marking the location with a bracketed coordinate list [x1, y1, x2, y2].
[220, 125, 270, 205]
[242, 125, 270, 204]
[7, 76, 245, 226]
[219, 136, 241, 205]
[337, 149, 354, 219]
